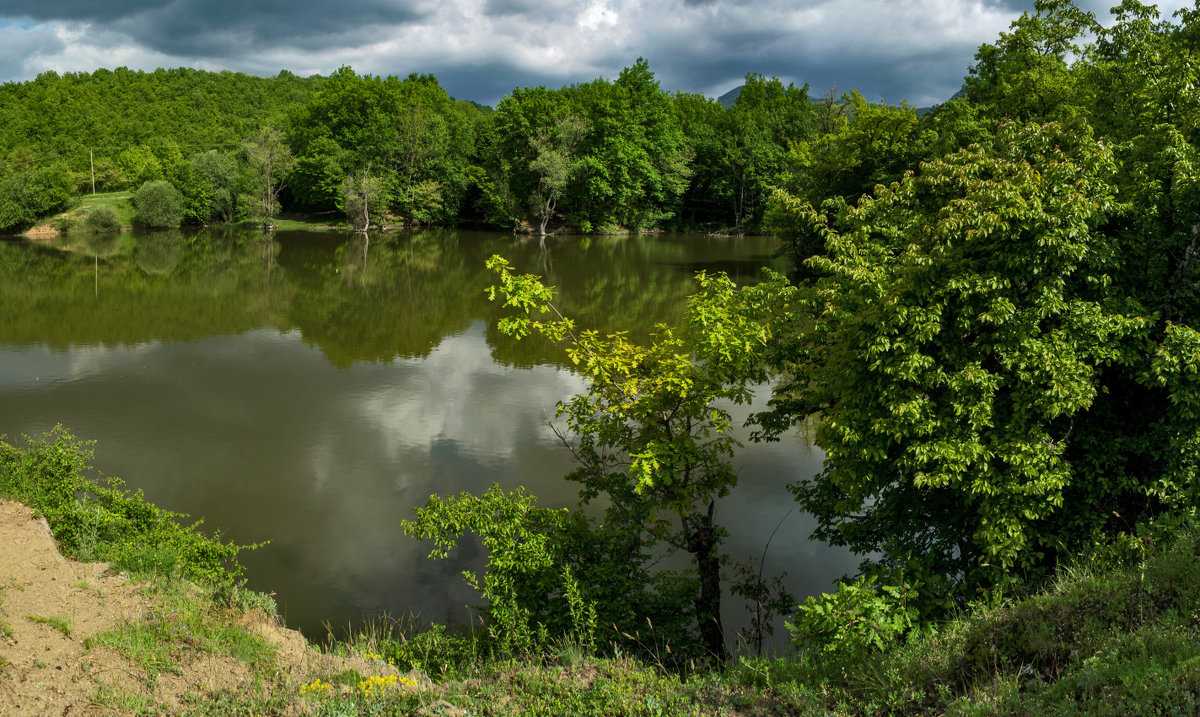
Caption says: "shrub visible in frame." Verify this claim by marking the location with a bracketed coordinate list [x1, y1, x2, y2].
[0, 426, 257, 587]
[133, 180, 183, 228]
[84, 205, 120, 233]
[787, 574, 920, 667]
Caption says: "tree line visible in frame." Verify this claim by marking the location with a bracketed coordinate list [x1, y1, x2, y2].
[0, 60, 918, 234]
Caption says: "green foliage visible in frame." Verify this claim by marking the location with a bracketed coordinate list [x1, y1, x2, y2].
[767, 522, 1200, 715]
[964, 0, 1095, 122]
[787, 575, 919, 666]
[763, 121, 1151, 606]
[342, 171, 385, 231]
[490, 60, 692, 233]
[133, 180, 184, 228]
[180, 149, 243, 224]
[781, 90, 933, 208]
[484, 254, 790, 662]
[403, 485, 567, 655]
[243, 125, 294, 224]
[675, 73, 815, 232]
[0, 149, 76, 231]
[288, 67, 479, 225]
[83, 204, 120, 233]
[494, 87, 588, 233]
[0, 427, 257, 587]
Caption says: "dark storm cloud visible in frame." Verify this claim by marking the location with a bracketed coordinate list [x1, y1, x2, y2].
[0, 1, 165, 23]
[2, 0, 429, 56]
[1, 0, 1191, 106]
[482, 0, 577, 20]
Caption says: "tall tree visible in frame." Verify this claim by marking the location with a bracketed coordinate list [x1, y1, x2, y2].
[244, 125, 294, 229]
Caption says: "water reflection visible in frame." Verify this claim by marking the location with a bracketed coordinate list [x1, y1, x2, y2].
[0, 228, 858, 644]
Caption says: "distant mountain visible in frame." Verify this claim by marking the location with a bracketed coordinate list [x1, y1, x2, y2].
[717, 86, 742, 108]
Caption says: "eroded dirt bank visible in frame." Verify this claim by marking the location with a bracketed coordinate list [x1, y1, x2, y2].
[0, 499, 419, 715]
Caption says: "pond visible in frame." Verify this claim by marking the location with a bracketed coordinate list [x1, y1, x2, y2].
[0, 227, 858, 646]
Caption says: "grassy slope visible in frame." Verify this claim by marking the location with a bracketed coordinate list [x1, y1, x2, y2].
[22, 196, 351, 236]
[3, 433, 1198, 715]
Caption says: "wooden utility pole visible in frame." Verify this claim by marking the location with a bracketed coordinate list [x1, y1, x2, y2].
[90, 148, 96, 195]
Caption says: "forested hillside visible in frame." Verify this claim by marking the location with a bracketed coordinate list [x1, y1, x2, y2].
[0, 61, 900, 234]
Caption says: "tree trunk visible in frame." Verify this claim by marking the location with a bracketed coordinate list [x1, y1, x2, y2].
[687, 500, 727, 663]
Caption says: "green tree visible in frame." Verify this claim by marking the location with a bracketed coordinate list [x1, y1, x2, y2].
[342, 169, 385, 232]
[566, 59, 692, 231]
[116, 145, 164, 189]
[179, 150, 241, 224]
[83, 205, 120, 233]
[486, 255, 785, 661]
[963, 0, 1096, 122]
[133, 180, 184, 228]
[244, 125, 294, 228]
[288, 67, 478, 225]
[494, 86, 589, 234]
[761, 122, 1151, 608]
[0, 148, 75, 231]
[721, 73, 814, 231]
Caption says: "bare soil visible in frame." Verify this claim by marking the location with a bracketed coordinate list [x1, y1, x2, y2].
[0, 500, 421, 715]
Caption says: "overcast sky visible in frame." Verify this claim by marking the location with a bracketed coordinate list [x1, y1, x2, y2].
[0, 0, 1190, 106]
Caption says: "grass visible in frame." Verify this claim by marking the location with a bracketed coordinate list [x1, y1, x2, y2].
[0, 586, 12, 640]
[89, 681, 156, 713]
[266, 211, 349, 231]
[77, 191, 137, 228]
[33, 191, 137, 234]
[85, 583, 275, 681]
[26, 614, 72, 638]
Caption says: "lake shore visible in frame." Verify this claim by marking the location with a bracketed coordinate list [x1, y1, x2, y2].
[0, 498, 425, 715]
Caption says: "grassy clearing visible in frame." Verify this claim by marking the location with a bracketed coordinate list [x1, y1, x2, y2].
[267, 211, 349, 231]
[30, 191, 137, 234]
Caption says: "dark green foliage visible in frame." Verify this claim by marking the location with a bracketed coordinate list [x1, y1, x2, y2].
[288, 67, 479, 224]
[490, 59, 693, 233]
[765, 122, 1139, 606]
[83, 204, 120, 233]
[0, 149, 75, 231]
[133, 180, 184, 228]
[0, 427, 255, 587]
[179, 150, 242, 224]
[0, 67, 321, 195]
[675, 73, 815, 232]
[759, 0, 1200, 640]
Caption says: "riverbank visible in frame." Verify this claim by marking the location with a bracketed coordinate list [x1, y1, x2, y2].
[16, 191, 355, 239]
[0, 499, 427, 715]
[3, 429, 1198, 715]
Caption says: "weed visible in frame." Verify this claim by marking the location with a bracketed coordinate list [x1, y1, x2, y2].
[89, 681, 154, 713]
[26, 614, 72, 637]
[86, 590, 275, 681]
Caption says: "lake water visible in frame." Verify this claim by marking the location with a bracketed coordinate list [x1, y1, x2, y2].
[0, 228, 858, 646]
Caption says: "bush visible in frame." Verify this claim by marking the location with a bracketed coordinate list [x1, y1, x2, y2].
[133, 180, 183, 228]
[0, 426, 257, 587]
[84, 205, 120, 233]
